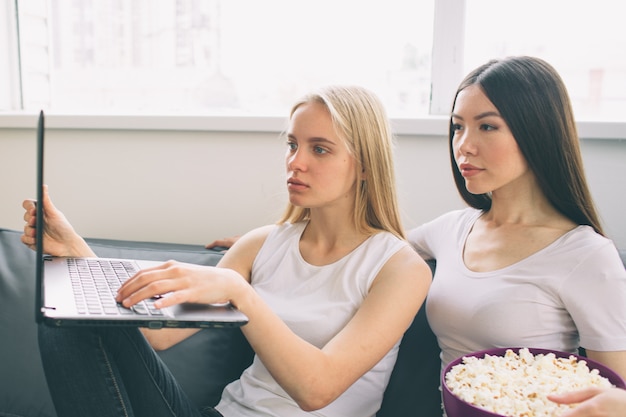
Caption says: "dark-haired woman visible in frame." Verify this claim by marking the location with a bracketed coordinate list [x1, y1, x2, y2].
[409, 55, 626, 389]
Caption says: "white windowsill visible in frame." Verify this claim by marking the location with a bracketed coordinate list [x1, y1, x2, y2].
[0, 113, 624, 140]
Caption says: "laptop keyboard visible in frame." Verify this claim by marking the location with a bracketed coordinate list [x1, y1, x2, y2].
[68, 258, 164, 316]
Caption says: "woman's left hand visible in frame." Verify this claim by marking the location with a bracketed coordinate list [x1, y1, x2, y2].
[549, 387, 626, 417]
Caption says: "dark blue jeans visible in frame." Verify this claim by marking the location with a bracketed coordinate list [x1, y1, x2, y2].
[38, 324, 223, 417]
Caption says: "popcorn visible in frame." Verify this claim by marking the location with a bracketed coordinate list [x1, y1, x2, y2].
[445, 348, 614, 417]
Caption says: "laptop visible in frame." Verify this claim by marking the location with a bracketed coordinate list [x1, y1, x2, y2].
[34, 110, 248, 328]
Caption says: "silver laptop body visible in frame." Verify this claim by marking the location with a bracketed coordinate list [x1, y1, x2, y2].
[35, 111, 248, 329]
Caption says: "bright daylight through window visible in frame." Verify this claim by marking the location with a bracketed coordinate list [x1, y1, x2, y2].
[3, 0, 626, 122]
[463, 0, 626, 122]
[13, 0, 434, 117]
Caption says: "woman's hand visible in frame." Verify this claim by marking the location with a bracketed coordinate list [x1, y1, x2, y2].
[116, 260, 250, 310]
[21, 185, 95, 257]
[549, 387, 626, 416]
[205, 235, 241, 251]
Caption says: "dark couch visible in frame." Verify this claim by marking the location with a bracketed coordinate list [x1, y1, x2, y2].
[3, 226, 624, 417]
[0, 227, 442, 417]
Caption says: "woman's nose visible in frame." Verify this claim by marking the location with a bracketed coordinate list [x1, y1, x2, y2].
[287, 149, 305, 171]
[456, 132, 476, 156]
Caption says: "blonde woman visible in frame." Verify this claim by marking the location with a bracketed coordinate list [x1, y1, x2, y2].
[22, 85, 431, 417]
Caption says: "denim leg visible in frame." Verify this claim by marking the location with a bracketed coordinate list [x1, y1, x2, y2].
[38, 324, 211, 417]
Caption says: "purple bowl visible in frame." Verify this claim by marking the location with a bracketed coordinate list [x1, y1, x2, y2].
[442, 347, 626, 417]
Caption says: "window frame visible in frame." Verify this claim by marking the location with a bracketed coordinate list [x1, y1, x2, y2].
[0, 0, 22, 111]
[0, 113, 624, 141]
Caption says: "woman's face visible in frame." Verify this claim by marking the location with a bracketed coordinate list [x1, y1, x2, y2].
[285, 101, 358, 211]
[451, 84, 531, 196]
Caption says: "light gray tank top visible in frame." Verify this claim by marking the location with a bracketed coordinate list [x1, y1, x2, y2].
[216, 221, 408, 417]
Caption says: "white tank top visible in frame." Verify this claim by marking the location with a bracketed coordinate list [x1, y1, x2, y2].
[216, 222, 408, 417]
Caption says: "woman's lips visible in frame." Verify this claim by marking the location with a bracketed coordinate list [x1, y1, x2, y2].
[287, 177, 308, 191]
[459, 163, 483, 177]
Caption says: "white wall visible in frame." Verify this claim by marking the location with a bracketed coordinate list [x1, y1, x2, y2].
[1, 127, 624, 249]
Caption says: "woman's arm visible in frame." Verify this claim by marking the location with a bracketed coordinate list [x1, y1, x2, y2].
[117, 234, 431, 411]
[585, 350, 626, 381]
[137, 226, 271, 350]
[228, 245, 432, 411]
[118, 241, 431, 410]
[205, 235, 240, 250]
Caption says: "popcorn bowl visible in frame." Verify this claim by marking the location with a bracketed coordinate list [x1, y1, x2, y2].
[442, 347, 626, 417]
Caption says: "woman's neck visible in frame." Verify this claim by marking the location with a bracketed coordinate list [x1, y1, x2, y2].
[299, 211, 371, 266]
[488, 175, 564, 226]
[486, 188, 576, 231]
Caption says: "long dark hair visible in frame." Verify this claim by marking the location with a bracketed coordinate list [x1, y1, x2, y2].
[449, 56, 603, 235]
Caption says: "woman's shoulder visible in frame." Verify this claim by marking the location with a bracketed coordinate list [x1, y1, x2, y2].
[409, 207, 479, 236]
[405, 208, 478, 259]
[246, 222, 310, 256]
[362, 230, 409, 256]
[242, 222, 305, 241]
[556, 225, 625, 272]
[436, 207, 481, 224]
[239, 224, 278, 242]
[562, 225, 618, 249]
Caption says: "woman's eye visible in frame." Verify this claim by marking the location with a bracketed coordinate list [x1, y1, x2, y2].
[287, 141, 297, 151]
[451, 123, 463, 132]
[313, 146, 328, 154]
[481, 124, 496, 131]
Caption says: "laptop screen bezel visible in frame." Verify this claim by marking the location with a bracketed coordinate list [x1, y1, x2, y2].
[35, 110, 45, 324]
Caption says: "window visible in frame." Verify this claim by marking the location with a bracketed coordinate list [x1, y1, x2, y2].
[463, 0, 626, 122]
[11, 0, 435, 117]
[3, 0, 625, 122]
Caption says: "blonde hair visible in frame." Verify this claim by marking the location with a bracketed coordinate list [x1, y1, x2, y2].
[277, 85, 405, 239]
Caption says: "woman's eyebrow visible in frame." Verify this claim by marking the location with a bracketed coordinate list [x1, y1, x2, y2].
[451, 111, 501, 121]
[474, 111, 501, 120]
[309, 137, 335, 145]
[288, 134, 336, 146]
